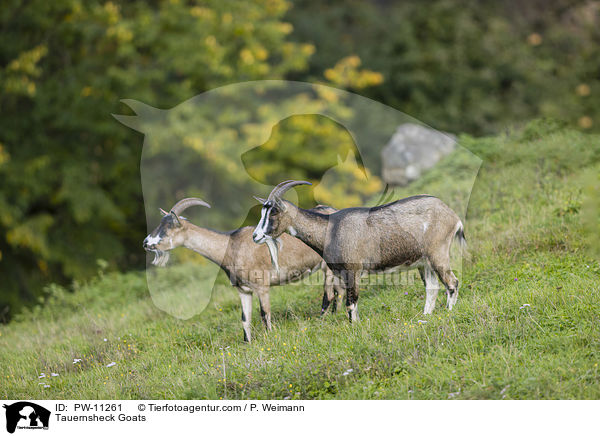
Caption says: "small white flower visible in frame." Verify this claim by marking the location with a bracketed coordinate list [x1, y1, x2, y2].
[342, 368, 354, 376]
[519, 303, 531, 310]
[106, 362, 116, 368]
[38, 373, 46, 379]
[43, 385, 50, 388]
[73, 358, 82, 364]
[51, 373, 59, 377]
[448, 391, 460, 399]
[103, 338, 108, 342]
[417, 320, 427, 324]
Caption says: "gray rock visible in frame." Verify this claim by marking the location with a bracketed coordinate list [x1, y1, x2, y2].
[381, 123, 456, 186]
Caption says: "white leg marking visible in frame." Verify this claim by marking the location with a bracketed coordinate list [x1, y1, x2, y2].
[423, 266, 440, 315]
[347, 303, 359, 322]
[239, 291, 253, 342]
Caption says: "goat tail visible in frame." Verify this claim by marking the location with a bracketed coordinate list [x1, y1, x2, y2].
[454, 220, 467, 252]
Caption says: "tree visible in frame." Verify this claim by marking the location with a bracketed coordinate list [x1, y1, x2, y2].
[0, 0, 384, 319]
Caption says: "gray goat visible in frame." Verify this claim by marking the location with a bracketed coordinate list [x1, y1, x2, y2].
[143, 198, 342, 342]
[252, 180, 466, 321]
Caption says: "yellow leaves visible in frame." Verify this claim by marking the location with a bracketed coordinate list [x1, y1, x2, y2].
[300, 43, 315, 57]
[7, 45, 47, 75]
[183, 135, 205, 153]
[527, 33, 543, 46]
[240, 49, 255, 65]
[103, 2, 132, 42]
[263, 0, 290, 15]
[3, 45, 47, 97]
[6, 214, 54, 257]
[240, 46, 269, 65]
[315, 86, 339, 103]
[324, 56, 383, 89]
[190, 6, 213, 19]
[578, 116, 593, 129]
[81, 86, 93, 97]
[103, 2, 120, 25]
[314, 152, 383, 208]
[278, 22, 294, 35]
[576, 84, 591, 97]
[106, 26, 133, 43]
[222, 12, 233, 25]
[255, 47, 269, 61]
[342, 55, 361, 69]
[205, 35, 218, 49]
[0, 143, 10, 166]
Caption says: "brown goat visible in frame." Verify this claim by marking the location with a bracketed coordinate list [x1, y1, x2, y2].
[143, 198, 342, 342]
[253, 181, 466, 321]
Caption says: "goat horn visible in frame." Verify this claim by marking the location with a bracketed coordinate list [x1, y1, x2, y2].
[267, 180, 312, 202]
[170, 198, 211, 215]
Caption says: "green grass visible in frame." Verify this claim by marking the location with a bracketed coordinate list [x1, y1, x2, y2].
[1, 121, 599, 399]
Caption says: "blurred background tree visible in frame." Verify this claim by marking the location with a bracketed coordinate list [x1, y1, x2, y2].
[1, 0, 598, 319]
[286, 0, 600, 134]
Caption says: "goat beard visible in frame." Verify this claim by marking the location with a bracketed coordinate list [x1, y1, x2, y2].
[264, 237, 282, 273]
[150, 249, 170, 267]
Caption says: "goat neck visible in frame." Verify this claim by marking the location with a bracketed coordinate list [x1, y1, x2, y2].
[282, 200, 329, 256]
[182, 223, 230, 266]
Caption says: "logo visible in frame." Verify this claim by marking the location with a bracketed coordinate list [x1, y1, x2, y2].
[114, 81, 481, 320]
[3, 402, 50, 434]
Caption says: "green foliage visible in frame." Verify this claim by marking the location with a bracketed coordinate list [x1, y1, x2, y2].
[2, 0, 599, 330]
[286, 0, 600, 134]
[242, 114, 383, 208]
[0, 1, 289, 316]
[0, 1, 386, 318]
[1, 124, 599, 399]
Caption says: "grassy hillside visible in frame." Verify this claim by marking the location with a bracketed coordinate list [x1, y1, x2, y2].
[1, 121, 599, 400]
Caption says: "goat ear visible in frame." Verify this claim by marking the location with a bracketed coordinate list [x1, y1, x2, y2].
[253, 196, 267, 205]
[274, 199, 287, 211]
[159, 208, 169, 217]
[170, 211, 182, 227]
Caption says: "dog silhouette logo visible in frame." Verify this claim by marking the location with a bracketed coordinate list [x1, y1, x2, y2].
[3, 402, 50, 433]
[114, 81, 481, 320]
